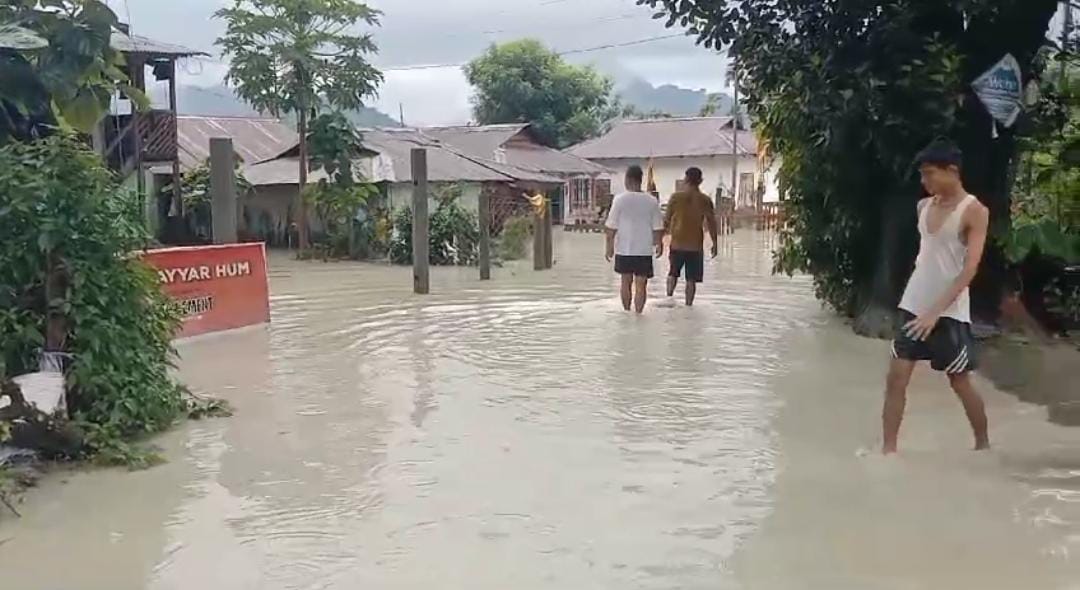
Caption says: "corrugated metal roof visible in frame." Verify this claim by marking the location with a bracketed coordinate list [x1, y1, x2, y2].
[111, 32, 206, 58]
[243, 157, 329, 187]
[567, 117, 759, 160]
[423, 124, 609, 177]
[422, 124, 528, 158]
[361, 129, 512, 183]
[177, 116, 297, 170]
[242, 128, 561, 187]
[362, 128, 562, 185]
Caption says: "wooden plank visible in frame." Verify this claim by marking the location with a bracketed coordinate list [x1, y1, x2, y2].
[411, 148, 430, 294]
[209, 137, 238, 244]
[478, 189, 491, 280]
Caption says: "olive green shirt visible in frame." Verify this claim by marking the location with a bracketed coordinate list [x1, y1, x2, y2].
[665, 190, 718, 251]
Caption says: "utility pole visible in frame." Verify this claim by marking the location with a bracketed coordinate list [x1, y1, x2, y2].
[730, 59, 740, 208]
[411, 149, 430, 294]
[1063, 1, 1074, 87]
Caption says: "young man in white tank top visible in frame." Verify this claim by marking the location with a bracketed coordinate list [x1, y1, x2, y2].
[883, 140, 991, 454]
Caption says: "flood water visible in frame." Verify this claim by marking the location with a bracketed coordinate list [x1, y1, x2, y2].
[3, 231, 1080, 589]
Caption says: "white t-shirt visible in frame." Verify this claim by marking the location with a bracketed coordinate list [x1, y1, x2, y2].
[605, 191, 663, 256]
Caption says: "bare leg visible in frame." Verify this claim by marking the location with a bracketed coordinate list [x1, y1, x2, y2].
[685, 280, 698, 306]
[666, 275, 678, 297]
[633, 276, 648, 314]
[948, 372, 990, 450]
[620, 274, 632, 311]
[883, 358, 916, 454]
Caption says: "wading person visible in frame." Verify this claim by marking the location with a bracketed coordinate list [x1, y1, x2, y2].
[664, 167, 719, 306]
[883, 140, 990, 454]
[605, 165, 664, 313]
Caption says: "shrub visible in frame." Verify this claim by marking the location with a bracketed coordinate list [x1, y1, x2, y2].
[0, 136, 186, 457]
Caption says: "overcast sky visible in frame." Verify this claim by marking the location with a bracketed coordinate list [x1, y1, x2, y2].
[112, 0, 730, 125]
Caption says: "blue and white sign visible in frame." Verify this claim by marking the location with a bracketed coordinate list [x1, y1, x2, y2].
[972, 53, 1023, 128]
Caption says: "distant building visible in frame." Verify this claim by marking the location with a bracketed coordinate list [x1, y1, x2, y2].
[242, 128, 563, 245]
[567, 117, 781, 209]
[422, 124, 611, 225]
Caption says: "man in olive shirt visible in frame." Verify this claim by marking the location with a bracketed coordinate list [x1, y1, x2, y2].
[664, 167, 719, 306]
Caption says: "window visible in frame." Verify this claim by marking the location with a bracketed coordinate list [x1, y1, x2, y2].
[738, 172, 756, 208]
[570, 178, 592, 212]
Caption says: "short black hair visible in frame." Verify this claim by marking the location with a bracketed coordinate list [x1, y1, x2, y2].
[626, 165, 644, 184]
[915, 139, 963, 170]
[685, 167, 703, 186]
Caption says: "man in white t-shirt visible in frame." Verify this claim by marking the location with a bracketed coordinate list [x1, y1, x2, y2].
[605, 165, 664, 313]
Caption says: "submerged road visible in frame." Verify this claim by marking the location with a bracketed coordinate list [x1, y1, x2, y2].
[2, 231, 1079, 589]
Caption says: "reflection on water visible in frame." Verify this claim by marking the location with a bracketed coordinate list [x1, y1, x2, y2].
[2, 231, 1079, 589]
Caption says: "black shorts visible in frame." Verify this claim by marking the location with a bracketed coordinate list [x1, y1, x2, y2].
[669, 249, 705, 283]
[614, 255, 654, 278]
[892, 310, 977, 374]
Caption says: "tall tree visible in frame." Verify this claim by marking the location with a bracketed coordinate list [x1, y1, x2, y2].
[0, 0, 146, 145]
[464, 39, 619, 148]
[640, 0, 1060, 334]
[215, 0, 383, 249]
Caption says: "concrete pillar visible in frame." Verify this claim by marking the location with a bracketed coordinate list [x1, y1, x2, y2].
[209, 137, 238, 244]
[411, 148, 430, 294]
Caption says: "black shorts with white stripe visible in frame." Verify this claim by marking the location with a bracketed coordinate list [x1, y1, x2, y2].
[891, 310, 977, 374]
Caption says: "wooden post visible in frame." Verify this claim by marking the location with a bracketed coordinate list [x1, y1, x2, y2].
[543, 198, 554, 269]
[209, 137, 238, 244]
[168, 59, 183, 218]
[478, 189, 491, 280]
[533, 205, 545, 271]
[296, 108, 310, 250]
[411, 148, 430, 294]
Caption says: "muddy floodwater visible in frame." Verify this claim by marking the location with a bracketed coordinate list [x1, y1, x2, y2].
[3, 231, 1080, 589]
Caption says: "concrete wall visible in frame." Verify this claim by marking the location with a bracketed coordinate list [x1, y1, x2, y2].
[591, 155, 779, 206]
[240, 185, 302, 245]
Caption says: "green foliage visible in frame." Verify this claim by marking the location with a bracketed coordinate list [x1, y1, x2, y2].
[304, 181, 380, 259]
[161, 160, 253, 242]
[303, 111, 381, 258]
[388, 186, 481, 266]
[0, 0, 146, 144]
[308, 111, 364, 184]
[464, 39, 619, 148]
[0, 136, 185, 456]
[642, 0, 1060, 319]
[1007, 63, 1080, 264]
[215, 0, 383, 118]
[497, 216, 532, 261]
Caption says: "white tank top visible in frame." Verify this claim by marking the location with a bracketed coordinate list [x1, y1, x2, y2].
[898, 195, 975, 323]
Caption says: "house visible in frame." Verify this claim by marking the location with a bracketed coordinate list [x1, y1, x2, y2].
[242, 128, 564, 245]
[567, 116, 781, 210]
[143, 115, 298, 238]
[94, 30, 207, 215]
[422, 124, 611, 225]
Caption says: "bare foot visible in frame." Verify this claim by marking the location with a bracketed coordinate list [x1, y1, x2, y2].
[882, 445, 898, 455]
[974, 440, 991, 451]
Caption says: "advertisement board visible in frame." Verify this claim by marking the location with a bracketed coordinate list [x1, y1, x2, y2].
[142, 243, 270, 338]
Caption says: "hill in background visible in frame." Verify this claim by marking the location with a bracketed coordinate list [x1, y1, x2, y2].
[153, 84, 401, 128]
[616, 77, 733, 118]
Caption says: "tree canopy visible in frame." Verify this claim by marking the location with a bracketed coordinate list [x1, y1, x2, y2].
[640, 0, 1061, 332]
[0, 0, 146, 144]
[216, 0, 383, 249]
[464, 39, 619, 148]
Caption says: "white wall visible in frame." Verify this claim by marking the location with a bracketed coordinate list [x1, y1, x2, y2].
[592, 155, 771, 206]
[388, 182, 482, 217]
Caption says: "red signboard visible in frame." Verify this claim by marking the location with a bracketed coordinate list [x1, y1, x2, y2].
[142, 243, 270, 338]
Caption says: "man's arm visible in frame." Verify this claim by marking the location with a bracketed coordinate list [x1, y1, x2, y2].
[704, 197, 719, 257]
[663, 193, 678, 233]
[604, 197, 620, 261]
[906, 201, 990, 340]
[652, 200, 665, 257]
